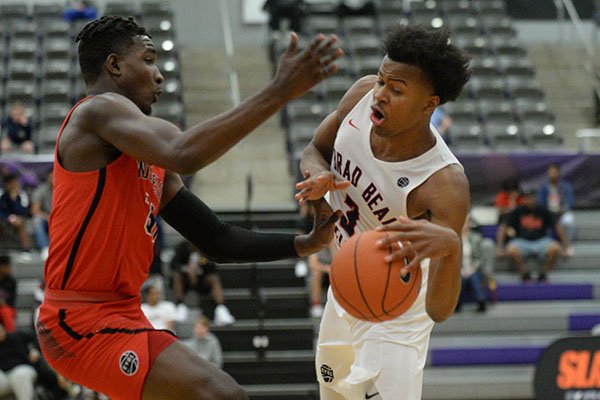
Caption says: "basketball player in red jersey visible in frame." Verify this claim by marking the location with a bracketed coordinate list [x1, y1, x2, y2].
[295, 26, 471, 399]
[36, 16, 342, 400]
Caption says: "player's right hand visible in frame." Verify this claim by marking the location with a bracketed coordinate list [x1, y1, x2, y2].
[295, 170, 351, 205]
[273, 32, 343, 101]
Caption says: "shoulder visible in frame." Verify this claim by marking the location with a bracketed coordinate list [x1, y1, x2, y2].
[420, 164, 469, 229]
[75, 93, 140, 125]
[337, 75, 376, 121]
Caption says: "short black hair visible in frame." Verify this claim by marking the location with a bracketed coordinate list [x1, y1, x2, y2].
[75, 15, 150, 84]
[3, 173, 18, 186]
[383, 25, 471, 104]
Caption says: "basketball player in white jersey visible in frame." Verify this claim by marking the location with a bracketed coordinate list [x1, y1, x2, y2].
[295, 25, 471, 399]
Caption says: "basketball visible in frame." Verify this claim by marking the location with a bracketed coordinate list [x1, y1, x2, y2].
[330, 230, 422, 322]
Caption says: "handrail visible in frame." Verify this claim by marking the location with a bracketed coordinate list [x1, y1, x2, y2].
[557, 0, 598, 76]
[218, 0, 241, 107]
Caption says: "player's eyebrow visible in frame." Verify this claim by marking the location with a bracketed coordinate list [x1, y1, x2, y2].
[378, 71, 407, 85]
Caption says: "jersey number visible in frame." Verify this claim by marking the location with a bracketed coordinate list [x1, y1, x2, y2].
[339, 194, 360, 236]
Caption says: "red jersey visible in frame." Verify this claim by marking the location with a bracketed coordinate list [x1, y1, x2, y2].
[45, 97, 165, 296]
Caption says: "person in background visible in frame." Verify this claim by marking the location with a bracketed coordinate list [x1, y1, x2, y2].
[141, 285, 178, 333]
[182, 316, 223, 369]
[0, 174, 33, 259]
[430, 106, 452, 143]
[1, 104, 34, 155]
[0, 323, 38, 400]
[63, 0, 97, 22]
[0, 256, 16, 333]
[263, 0, 305, 33]
[537, 163, 576, 243]
[496, 187, 571, 284]
[494, 178, 524, 222]
[456, 217, 492, 313]
[171, 241, 235, 326]
[31, 168, 53, 262]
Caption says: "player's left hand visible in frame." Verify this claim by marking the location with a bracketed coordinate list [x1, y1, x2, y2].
[375, 216, 460, 276]
[295, 170, 351, 205]
[295, 198, 342, 257]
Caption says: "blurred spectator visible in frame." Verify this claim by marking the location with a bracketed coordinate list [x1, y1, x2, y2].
[456, 218, 492, 313]
[496, 187, 571, 283]
[494, 178, 524, 221]
[0, 323, 38, 400]
[182, 316, 223, 369]
[0, 174, 33, 259]
[0, 256, 16, 333]
[431, 106, 452, 143]
[170, 241, 235, 326]
[31, 168, 53, 262]
[263, 0, 305, 33]
[63, 1, 97, 22]
[537, 163, 576, 241]
[1, 104, 34, 155]
[141, 285, 177, 333]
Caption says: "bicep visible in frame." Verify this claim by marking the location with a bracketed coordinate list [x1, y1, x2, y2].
[89, 95, 184, 171]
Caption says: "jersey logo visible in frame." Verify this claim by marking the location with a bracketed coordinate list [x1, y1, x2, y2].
[365, 392, 380, 399]
[320, 364, 334, 382]
[119, 350, 139, 376]
[397, 177, 410, 187]
[348, 119, 359, 130]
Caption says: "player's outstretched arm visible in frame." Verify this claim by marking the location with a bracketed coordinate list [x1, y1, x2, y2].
[86, 33, 342, 175]
[160, 172, 340, 262]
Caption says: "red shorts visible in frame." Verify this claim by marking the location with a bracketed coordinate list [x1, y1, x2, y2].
[36, 289, 177, 400]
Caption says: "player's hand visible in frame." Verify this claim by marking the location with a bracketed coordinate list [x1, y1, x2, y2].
[295, 170, 351, 205]
[375, 216, 460, 277]
[273, 32, 343, 101]
[295, 198, 342, 257]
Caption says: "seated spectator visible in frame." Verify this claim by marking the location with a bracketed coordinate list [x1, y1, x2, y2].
[31, 168, 53, 262]
[171, 241, 235, 326]
[431, 106, 452, 143]
[0, 323, 38, 400]
[182, 316, 223, 369]
[537, 163, 576, 242]
[0, 256, 16, 333]
[263, 0, 305, 33]
[456, 217, 493, 313]
[496, 187, 571, 283]
[141, 285, 177, 333]
[1, 104, 34, 155]
[63, 0, 97, 22]
[0, 174, 33, 259]
[494, 178, 524, 222]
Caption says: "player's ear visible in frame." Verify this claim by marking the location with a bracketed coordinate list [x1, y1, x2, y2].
[105, 53, 122, 77]
[423, 95, 439, 114]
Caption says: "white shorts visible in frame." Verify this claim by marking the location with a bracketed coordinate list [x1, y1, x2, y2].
[315, 283, 433, 400]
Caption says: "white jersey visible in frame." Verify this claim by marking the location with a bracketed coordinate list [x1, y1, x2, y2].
[327, 88, 462, 346]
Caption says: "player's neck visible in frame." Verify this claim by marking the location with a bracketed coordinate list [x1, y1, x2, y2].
[370, 125, 436, 162]
[85, 76, 123, 97]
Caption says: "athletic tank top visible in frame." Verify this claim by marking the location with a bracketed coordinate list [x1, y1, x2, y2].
[44, 97, 165, 297]
[328, 89, 462, 340]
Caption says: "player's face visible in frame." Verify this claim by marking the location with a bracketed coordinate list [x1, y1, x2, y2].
[371, 56, 438, 137]
[119, 35, 164, 115]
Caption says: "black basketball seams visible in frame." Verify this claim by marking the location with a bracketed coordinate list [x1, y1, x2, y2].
[354, 232, 383, 322]
[380, 232, 393, 317]
[330, 263, 372, 321]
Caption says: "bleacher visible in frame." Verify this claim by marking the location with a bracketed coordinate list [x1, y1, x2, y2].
[0, 1, 184, 154]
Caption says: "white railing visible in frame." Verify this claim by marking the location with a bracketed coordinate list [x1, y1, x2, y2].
[218, 0, 241, 107]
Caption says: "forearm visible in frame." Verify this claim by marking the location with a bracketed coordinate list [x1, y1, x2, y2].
[300, 142, 331, 178]
[160, 188, 299, 263]
[426, 249, 462, 323]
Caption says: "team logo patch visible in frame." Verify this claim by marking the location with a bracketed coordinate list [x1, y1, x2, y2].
[397, 177, 410, 187]
[119, 350, 139, 376]
[320, 364, 334, 382]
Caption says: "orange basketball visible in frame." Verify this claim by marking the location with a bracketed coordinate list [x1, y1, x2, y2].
[330, 230, 422, 322]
